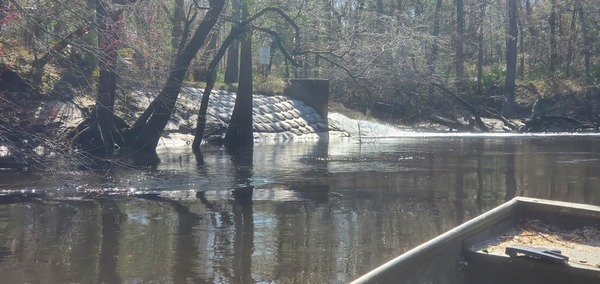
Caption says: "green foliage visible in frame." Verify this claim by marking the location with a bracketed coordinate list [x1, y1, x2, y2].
[215, 69, 225, 83]
[481, 66, 506, 87]
[253, 75, 286, 96]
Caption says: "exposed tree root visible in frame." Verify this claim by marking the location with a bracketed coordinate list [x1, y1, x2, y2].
[70, 112, 128, 156]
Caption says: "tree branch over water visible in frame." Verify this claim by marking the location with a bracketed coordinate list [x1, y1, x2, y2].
[431, 83, 489, 132]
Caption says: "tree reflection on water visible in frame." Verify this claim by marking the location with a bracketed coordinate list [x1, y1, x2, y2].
[0, 136, 599, 283]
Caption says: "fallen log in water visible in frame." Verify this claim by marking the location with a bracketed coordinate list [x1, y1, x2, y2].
[521, 115, 598, 133]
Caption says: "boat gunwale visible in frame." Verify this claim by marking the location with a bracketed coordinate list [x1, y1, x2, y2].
[350, 197, 600, 284]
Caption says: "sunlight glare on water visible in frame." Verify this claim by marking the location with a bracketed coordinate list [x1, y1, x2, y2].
[1, 134, 600, 283]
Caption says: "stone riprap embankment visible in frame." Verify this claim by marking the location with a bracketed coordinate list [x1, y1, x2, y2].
[128, 88, 330, 145]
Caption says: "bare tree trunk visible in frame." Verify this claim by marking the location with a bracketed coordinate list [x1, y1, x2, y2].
[430, 0, 443, 75]
[224, 0, 241, 84]
[520, 0, 534, 78]
[171, 0, 184, 51]
[266, 39, 276, 75]
[224, 0, 253, 151]
[223, 40, 240, 84]
[95, 0, 122, 156]
[455, 0, 465, 89]
[549, 0, 558, 74]
[428, 0, 443, 100]
[503, 0, 518, 117]
[578, 0, 591, 82]
[313, 52, 319, 77]
[518, 10, 525, 77]
[476, 1, 486, 93]
[70, 0, 129, 156]
[224, 40, 240, 83]
[566, 5, 577, 77]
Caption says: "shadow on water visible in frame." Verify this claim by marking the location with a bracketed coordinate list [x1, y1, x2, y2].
[1, 136, 600, 283]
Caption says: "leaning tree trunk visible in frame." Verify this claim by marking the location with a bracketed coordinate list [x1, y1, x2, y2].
[126, 0, 225, 153]
[192, 25, 249, 150]
[194, 26, 219, 82]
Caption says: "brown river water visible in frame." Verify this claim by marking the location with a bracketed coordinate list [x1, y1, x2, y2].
[0, 134, 599, 283]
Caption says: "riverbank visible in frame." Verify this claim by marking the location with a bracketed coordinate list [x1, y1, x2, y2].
[1, 69, 599, 171]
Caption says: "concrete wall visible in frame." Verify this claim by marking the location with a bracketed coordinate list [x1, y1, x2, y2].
[284, 79, 329, 125]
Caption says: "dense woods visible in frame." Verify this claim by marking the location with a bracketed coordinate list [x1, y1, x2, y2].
[1, 0, 599, 159]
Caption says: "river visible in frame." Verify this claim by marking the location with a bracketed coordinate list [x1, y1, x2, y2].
[0, 134, 599, 283]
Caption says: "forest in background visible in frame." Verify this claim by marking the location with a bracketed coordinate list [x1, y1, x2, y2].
[1, 0, 599, 160]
